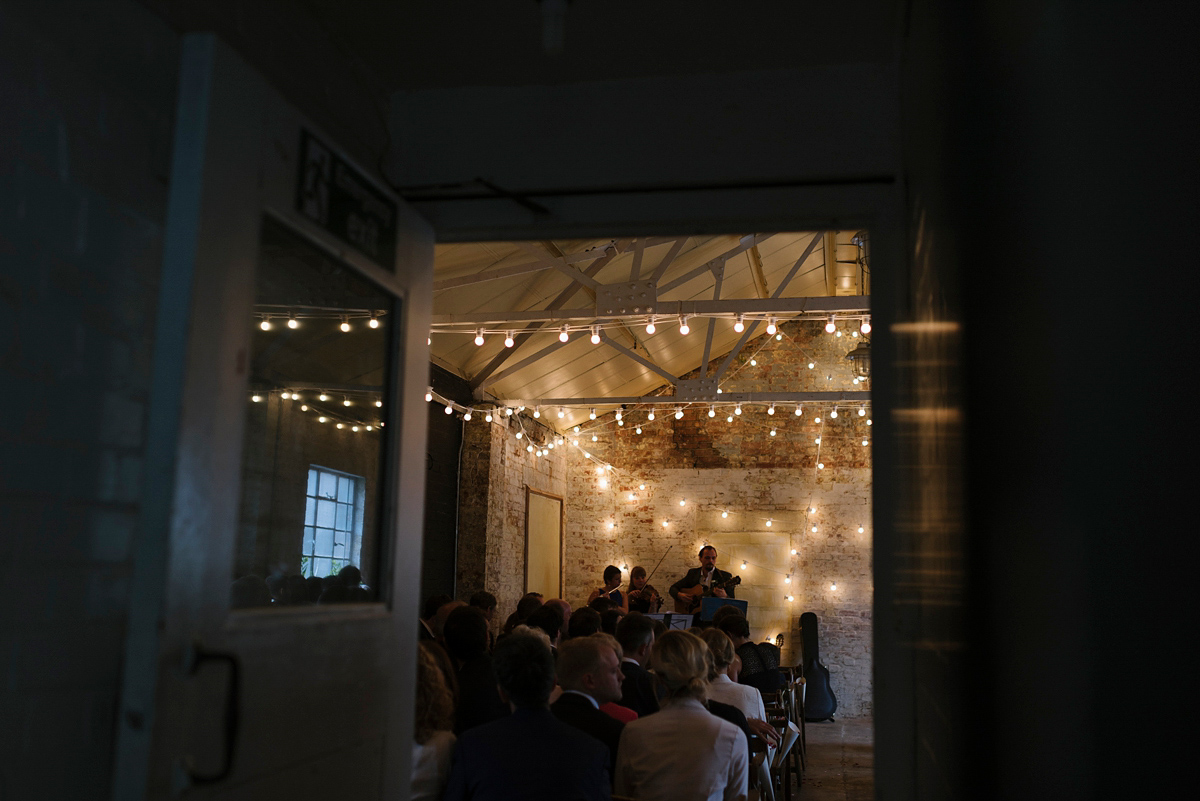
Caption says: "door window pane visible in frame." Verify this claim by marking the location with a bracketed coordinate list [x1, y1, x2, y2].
[232, 217, 393, 609]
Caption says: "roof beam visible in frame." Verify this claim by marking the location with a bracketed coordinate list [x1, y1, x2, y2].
[517, 241, 602, 291]
[658, 233, 773, 296]
[747, 245, 770, 299]
[598, 332, 679, 384]
[497, 391, 870, 406]
[650, 237, 688, 282]
[824, 231, 839, 296]
[431, 294, 865, 326]
[478, 338, 570, 390]
[700, 263, 724, 377]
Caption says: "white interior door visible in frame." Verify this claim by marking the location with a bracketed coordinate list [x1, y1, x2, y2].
[112, 34, 432, 799]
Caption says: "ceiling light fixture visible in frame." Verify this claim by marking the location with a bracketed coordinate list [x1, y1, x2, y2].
[590, 325, 601, 345]
[734, 315, 744, 332]
[766, 317, 777, 335]
[645, 316, 656, 334]
[678, 315, 690, 335]
[504, 331, 515, 348]
[559, 325, 570, 342]
[825, 316, 837, 333]
[474, 329, 485, 346]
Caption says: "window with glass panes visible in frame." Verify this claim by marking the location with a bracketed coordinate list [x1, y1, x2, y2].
[303, 466, 364, 579]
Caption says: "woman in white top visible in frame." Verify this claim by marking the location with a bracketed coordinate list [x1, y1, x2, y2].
[614, 630, 748, 801]
[411, 642, 457, 801]
[697, 628, 768, 723]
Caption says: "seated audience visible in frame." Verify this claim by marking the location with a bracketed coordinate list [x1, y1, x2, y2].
[443, 633, 611, 801]
[421, 593, 454, 640]
[650, 618, 668, 641]
[591, 633, 639, 722]
[569, 607, 603, 639]
[614, 630, 748, 801]
[525, 603, 565, 650]
[443, 606, 508, 734]
[544, 598, 573, 639]
[696, 628, 779, 749]
[600, 608, 621, 635]
[615, 612, 658, 717]
[432, 600, 468, 645]
[501, 591, 544, 635]
[552, 635, 628, 779]
[412, 642, 457, 801]
[718, 614, 784, 693]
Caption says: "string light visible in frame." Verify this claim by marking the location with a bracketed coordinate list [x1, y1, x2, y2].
[768, 404, 775, 415]
[721, 510, 728, 518]
[251, 394, 262, 402]
[300, 404, 308, 411]
[808, 362, 815, 369]
[726, 414, 734, 423]
[765, 518, 773, 527]
[814, 416, 822, 424]
[607, 521, 615, 529]
[862, 438, 869, 446]
[858, 526, 865, 533]
[817, 462, 825, 469]
[533, 407, 541, 418]
[741, 560, 748, 569]
[318, 416, 327, 423]
[766, 317, 777, 335]
[647, 409, 656, 421]
[375, 400, 382, 407]
[515, 431, 523, 440]
[830, 408, 838, 418]
[770, 428, 776, 436]
[795, 405, 803, 416]
[589, 408, 597, 420]
[861, 319, 872, 334]
[811, 525, 818, 532]
[867, 418, 873, 426]
[504, 331, 515, 348]
[288, 312, 298, 329]
[734, 315, 744, 332]
[559, 325, 570, 342]
[368, 312, 379, 329]
[776, 333, 783, 340]
[558, 407, 566, 418]
[809, 506, 816, 514]
[662, 520, 669, 527]
[787, 595, 794, 602]
[815, 437, 821, 444]
[734, 404, 742, 416]
[645, 317, 656, 334]
[351, 425, 359, 432]
[343, 397, 352, 407]
[831, 582, 837, 591]
[675, 407, 684, 419]
[615, 410, 622, 422]
[859, 407, 867, 416]
[784, 575, 791, 584]
[463, 410, 472, 421]
[336, 423, 344, 429]
[679, 499, 686, 507]
[425, 389, 433, 402]
[260, 317, 271, 331]
[750, 358, 757, 366]
[825, 316, 836, 333]
[629, 493, 637, 501]
[444, 405, 453, 415]
[590, 326, 601, 345]
[639, 483, 646, 490]
[708, 405, 716, 418]
[592, 434, 598, 442]
[635, 426, 643, 434]
[485, 412, 493, 422]
[791, 548, 798, 555]
[678, 315, 690, 335]
[506, 408, 513, 416]
[365, 425, 373, 431]
[574, 425, 581, 433]
[474, 329, 485, 346]
[340, 316, 350, 332]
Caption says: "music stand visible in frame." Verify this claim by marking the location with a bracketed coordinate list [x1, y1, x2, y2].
[643, 612, 693, 631]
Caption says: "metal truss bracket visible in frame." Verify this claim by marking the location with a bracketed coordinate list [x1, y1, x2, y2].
[595, 280, 658, 316]
[674, 377, 721, 401]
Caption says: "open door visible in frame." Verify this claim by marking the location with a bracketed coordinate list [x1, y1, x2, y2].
[112, 35, 432, 799]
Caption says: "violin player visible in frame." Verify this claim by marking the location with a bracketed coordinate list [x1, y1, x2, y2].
[625, 566, 662, 614]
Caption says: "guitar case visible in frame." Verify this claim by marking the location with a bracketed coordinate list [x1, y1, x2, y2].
[799, 611, 838, 721]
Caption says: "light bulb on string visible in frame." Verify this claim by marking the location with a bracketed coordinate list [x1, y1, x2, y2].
[784, 575, 791, 584]
[574, 425, 581, 433]
[721, 510, 729, 518]
[336, 423, 344, 429]
[726, 414, 734, 423]
[768, 404, 775, 415]
[765, 519, 773, 527]
[424, 389, 431, 403]
[352, 425, 359, 432]
[795, 405, 803, 416]
[709, 406, 716, 418]
[861, 319, 872, 335]
[859, 407, 866, 416]
[679, 499, 686, 507]
[867, 418, 873, 426]
[734, 403, 741, 416]
[766, 317, 777, 335]
[533, 407, 540, 418]
[589, 408, 597, 420]
[807, 362, 815, 369]
[809, 506, 816, 514]
[343, 397, 352, 407]
[375, 399, 382, 407]
[607, 521, 615, 530]
[365, 425, 373, 431]
[592, 434, 598, 442]
[629, 493, 636, 501]
[770, 428, 777, 436]
[750, 358, 757, 366]
[814, 416, 822, 424]
[251, 394, 262, 402]
[858, 526, 865, 533]
[734, 315, 744, 332]
[288, 312, 299, 329]
[645, 317, 656, 334]
[444, 405, 454, 415]
[852, 377, 860, 385]
[474, 329, 485, 346]
[647, 409, 655, 421]
[678, 315, 690, 335]
[635, 426, 642, 434]
[639, 483, 646, 490]
[811, 525, 818, 532]
[830, 408, 838, 418]
[318, 416, 327, 423]
[368, 312, 379, 329]
[852, 330, 859, 337]
[787, 595, 794, 602]
[791, 548, 798, 555]
[504, 331, 515, 348]
[527, 444, 534, 453]
[463, 410, 472, 421]
[505, 408, 513, 416]
[260, 317, 272, 331]
[815, 437, 821, 444]
[825, 316, 836, 333]
[559, 325, 570, 342]
[515, 431, 523, 440]
[662, 520, 669, 528]
[340, 317, 350, 333]
[590, 326, 601, 345]
[862, 439, 869, 446]
[831, 582, 837, 591]
[300, 404, 308, 411]
[558, 407, 566, 419]
[817, 462, 825, 470]
[741, 560, 748, 569]
[485, 412, 493, 422]
[675, 407, 684, 419]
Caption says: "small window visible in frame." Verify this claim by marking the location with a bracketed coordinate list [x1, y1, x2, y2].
[302, 466, 365, 579]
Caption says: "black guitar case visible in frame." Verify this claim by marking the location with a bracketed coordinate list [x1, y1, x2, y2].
[800, 611, 838, 721]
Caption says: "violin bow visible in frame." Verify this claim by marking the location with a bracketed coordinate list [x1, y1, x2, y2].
[643, 545, 672, 585]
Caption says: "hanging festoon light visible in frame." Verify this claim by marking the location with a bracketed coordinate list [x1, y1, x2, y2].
[505, 407, 514, 416]
[424, 388, 433, 402]
[444, 404, 454, 415]
[589, 408, 597, 420]
[645, 316, 656, 334]
[734, 314, 745, 333]
[678, 315, 690, 335]
[558, 407, 566, 419]
[830, 407, 838, 418]
[708, 405, 716, 418]
[288, 312, 299, 329]
[340, 316, 351, 332]
[734, 403, 742, 416]
[765, 518, 773, 527]
[675, 406, 684, 419]
[768, 404, 775, 415]
[825, 316, 837, 334]
[859, 406, 867, 416]
[795, 405, 803, 416]
[770, 428, 777, 436]
[860, 317, 872, 335]
[343, 396, 352, 407]
[647, 409, 655, 421]
[251, 393, 262, 402]
[463, 410, 472, 421]
[533, 406, 541, 418]
[474, 329, 485, 346]
[260, 316, 272, 331]
[319, 392, 329, 402]
[484, 411, 493, 422]
[559, 324, 570, 342]
[766, 317, 777, 335]
[590, 325, 601, 345]
[367, 312, 379, 329]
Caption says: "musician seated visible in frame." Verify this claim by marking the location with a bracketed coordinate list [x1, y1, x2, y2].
[668, 546, 735, 614]
[626, 565, 662, 614]
[587, 565, 630, 615]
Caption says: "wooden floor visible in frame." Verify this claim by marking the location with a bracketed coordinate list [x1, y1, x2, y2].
[796, 716, 874, 801]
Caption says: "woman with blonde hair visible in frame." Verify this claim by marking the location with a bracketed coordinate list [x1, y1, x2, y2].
[614, 630, 748, 801]
[411, 641, 457, 800]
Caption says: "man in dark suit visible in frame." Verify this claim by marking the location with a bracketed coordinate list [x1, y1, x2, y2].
[615, 612, 659, 717]
[443, 632, 611, 801]
[668, 545, 735, 614]
[551, 635, 627, 779]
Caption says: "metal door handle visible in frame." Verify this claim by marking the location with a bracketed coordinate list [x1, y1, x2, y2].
[173, 641, 240, 794]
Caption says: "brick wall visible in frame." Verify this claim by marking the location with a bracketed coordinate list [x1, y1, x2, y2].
[457, 318, 875, 716]
[0, 2, 179, 796]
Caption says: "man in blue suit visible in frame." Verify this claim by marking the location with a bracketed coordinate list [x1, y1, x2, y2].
[443, 632, 611, 801]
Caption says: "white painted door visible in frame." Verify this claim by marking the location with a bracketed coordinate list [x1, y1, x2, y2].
[112, 35, 432, 799]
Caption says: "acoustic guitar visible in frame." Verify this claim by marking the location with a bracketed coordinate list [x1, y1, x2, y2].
[799, 611, 837, 721]
[673, 575, 742, 613]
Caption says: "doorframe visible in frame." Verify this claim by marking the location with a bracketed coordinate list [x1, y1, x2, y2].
[524, 486, 565, 599]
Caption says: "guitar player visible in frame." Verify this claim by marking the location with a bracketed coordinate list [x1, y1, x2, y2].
[669, 545, 735, 614]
